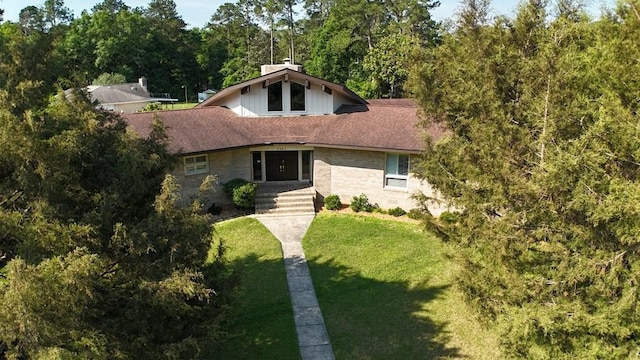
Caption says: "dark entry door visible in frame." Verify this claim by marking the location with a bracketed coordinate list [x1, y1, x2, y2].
[266, 151, 299, 181]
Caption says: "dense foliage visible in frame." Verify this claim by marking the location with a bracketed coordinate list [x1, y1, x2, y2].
[413, 0, 640, 357]
[0, 89, 235, 358]
[1, 0, 441, 101]
[5, 0, 639, 357]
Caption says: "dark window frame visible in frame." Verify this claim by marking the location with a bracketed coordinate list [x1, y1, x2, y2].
[290, 82, 306, 111]
[267, 82, 283, 112]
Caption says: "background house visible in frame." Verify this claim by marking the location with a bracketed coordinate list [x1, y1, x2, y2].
[84, 77, 178, 113]
[198, 89, 217, 102]
[125, 62, 447, 214]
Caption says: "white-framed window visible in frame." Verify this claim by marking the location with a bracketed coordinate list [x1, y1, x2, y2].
[184, 154, 208, 175]
[385, 153, 409, 188]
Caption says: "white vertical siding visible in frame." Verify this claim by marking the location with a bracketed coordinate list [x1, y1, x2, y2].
[235, 80, 336, 116]
[226, 93, 244, 116]
[333, 93, 352, 112]
[307, 83, 333, 114]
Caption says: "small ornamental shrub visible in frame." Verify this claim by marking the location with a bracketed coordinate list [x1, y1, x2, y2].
[350, 193, 374, 212]
[222, 178, 249, 198]
[407, 209, 425, 220]
[388, 207, 406, 217]
[324, 195, 342, 210]
[232, 183, 257, 209]
[222, 178, 257, 209]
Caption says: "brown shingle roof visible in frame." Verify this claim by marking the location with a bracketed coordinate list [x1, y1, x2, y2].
[125, 100, 444, 154]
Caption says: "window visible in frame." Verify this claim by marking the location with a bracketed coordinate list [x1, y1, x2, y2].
[184, 154, 208, 175]
[301, 150, 312, 180]
[252, 151, 263, 181]
[267, 82, 283, 112]
[385, 154, 409, 188]
[291, 82, 306, 111]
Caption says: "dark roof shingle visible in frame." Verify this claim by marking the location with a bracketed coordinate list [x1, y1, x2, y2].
[125, 100, 444, 154]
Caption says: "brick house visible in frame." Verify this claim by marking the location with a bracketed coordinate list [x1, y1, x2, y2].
[125, 61, 447, 214]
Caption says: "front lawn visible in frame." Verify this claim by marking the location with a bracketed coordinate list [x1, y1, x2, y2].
[213, 217, 299, 359]
[303, 212, 502, 359]
[212, 213, 503, 359]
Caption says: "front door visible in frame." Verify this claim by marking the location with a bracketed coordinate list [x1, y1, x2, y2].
[266, 151, 299, 181]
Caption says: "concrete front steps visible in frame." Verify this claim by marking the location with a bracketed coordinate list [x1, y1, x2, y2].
[255, 183, 316, 216]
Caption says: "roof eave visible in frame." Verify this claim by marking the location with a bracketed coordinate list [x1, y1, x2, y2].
[197, 68, 367, 108]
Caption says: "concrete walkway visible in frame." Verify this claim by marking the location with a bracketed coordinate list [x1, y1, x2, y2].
[255, 214, 335, 360]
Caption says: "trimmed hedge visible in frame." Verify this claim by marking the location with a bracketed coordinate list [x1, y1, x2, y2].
[222, 178, 257, 209]
[324, 195, 342, 210]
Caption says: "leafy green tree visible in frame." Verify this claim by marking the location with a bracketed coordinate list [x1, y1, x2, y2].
[208, 1, 269, 87]
[91, 0, 129, 14]
[92, 72, 127, 85]
[255, 0, 284, 64]
[41, 0, 74, 28]
[19, 5, 48, 36]
[18, 0, 73, 34]
[412, 0, 640, 357]
[280, 0, 300, 62]
[62, 8, 149, 82]
[0, 90, 235, 358]
[196, 27, 227, 90]
[363, 32, 418, 98]
[143, 0, 202, 99]
[306, 0, 439, 97]
[0, 21, 64, 115]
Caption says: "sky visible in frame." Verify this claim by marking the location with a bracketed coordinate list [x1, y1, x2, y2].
[2, 0, 617, 29]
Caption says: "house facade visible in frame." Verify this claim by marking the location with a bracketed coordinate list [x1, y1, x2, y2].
[125, 62, 447, 214]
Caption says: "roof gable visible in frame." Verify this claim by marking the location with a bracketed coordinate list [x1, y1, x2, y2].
[197, 68, 367, 108]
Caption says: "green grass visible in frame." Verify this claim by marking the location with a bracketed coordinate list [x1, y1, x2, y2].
[211, 214, 503, 359]
[303, 212, 503, 359]
[213, 217, 299, 359]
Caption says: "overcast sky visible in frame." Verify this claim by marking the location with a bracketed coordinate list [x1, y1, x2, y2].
[2, 0, 616, 29]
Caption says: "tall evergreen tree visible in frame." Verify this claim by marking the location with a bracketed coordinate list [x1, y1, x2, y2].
[412, 0, 640, 357]
[0, 89, 235, 358]
[208, 0, 269, 87]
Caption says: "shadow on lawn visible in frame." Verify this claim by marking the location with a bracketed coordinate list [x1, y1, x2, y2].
[307, 256, 461, 359]
[219, 252, 462, 359]
[217, 254, 299, 360]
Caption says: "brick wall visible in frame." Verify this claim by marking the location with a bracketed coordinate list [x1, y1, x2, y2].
[172, 149, 251, 207]
[172, 147, 448, 215]
[313, 147, 447, 215]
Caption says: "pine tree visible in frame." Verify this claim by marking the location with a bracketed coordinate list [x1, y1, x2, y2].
[0, 90, 235, 358]
[412, 0, 640, 357]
